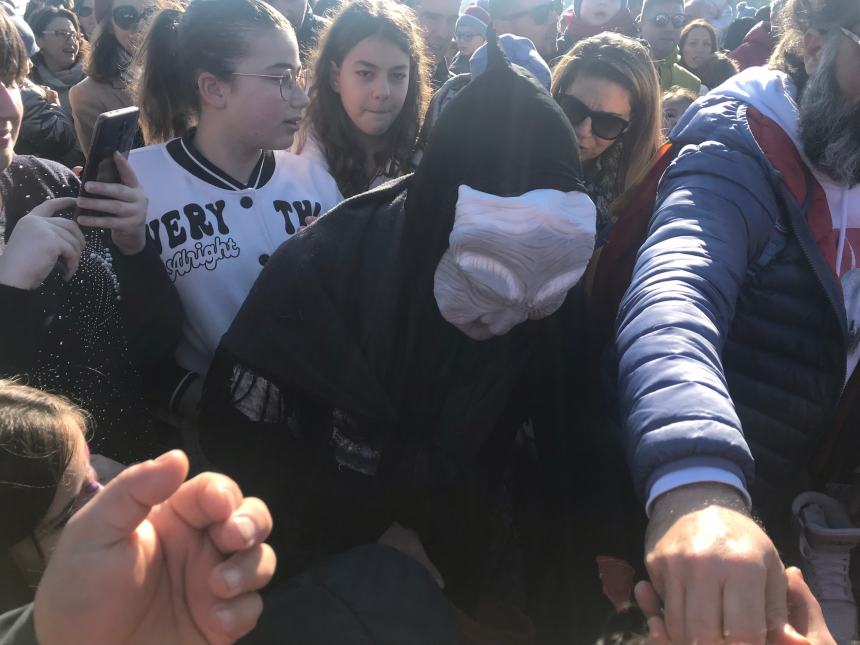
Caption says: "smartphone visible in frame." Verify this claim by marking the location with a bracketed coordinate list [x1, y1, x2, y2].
[75, 106, 140, 220]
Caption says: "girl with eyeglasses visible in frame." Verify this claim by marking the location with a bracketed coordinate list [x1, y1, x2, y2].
[552, 32, 661, 233]
[68, 0, 157, 152]
[127, 0, 342, 419]
[28, 7, 86, 115]
[293, 0, 430, 198]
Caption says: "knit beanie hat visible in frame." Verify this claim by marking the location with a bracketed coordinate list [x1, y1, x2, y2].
[456, 4, 490, 36]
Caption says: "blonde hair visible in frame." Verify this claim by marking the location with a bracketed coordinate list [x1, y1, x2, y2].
[551, 32, 662, 193]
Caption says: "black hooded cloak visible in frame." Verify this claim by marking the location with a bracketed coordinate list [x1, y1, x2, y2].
[199, 34, 589, 606]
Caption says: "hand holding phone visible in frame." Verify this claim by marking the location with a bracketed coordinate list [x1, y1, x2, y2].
[77, 152, 149, 256]
[75, 107, 149, 256]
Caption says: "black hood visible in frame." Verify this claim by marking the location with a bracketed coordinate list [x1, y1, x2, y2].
[404, 28, 584, 281]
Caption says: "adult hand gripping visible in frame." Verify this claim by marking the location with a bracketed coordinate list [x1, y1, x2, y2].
[637, 566, 836, 644]
[33, 450, 276, 645]
[641, 482, 789, 643]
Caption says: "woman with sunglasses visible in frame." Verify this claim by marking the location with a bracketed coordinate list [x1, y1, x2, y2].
[68, 0, 156, 153]
[75, 0, 97, 40]
[127, 0, 341, 418]
[294, 0, 430, 198]
[552, 32, 661, 233]
[28, 7, 86, 115]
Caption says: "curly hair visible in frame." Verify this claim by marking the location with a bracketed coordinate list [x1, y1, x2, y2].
[769, 0, 860, 92]
[296, 0, 430, 198]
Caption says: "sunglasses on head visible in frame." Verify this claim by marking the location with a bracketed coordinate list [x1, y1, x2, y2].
[648, 12, 686, 28]
[505, 0, 562, 25]
[76, 4, 93, 16]
[112, 5, 155, 30]
[556, 94, 630, 140]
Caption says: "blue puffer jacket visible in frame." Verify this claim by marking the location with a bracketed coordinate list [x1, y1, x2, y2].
[615, 72, 849, 524]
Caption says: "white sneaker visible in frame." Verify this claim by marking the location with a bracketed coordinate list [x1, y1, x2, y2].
[792, 491, 860, 645]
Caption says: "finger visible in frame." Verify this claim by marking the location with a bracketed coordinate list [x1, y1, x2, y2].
[646, 615, 672, 644]
[63, 450, 189, 545]
[208, 592, 264, 641]
[786, 566, 830, 639]
[209, 543, 276, 600]
[32, 197, 77, 217]
[48, 221, 86, 255]
[54, 237, 83, 280]
[163, 471, 244, 532]
[684, 579, 722, 644]
[48, 216, 87, 246]
[113, 151, 141, 189]
[82, 181, 137, 202]
[722, 565, 767, 643]
[765, 555, 790, 634]
[208, 497, 272, 553]
[662, 577, 685, 644]
[76, 198, 139, 222]
[635, 580, 663, 619]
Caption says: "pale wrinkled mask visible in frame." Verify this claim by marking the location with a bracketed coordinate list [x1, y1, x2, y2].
[433, 185, 596, 340]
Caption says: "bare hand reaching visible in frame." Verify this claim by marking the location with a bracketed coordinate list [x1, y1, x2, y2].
[34, 450, 276, 645]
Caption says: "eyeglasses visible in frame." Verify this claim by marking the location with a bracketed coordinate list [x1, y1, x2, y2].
[647, 12, 686, 28]
[455, 31, 480, 42]
[41, 29, 79, 41]
[76, 4, 93, 16]
[112, 5, 156, 30]
[231, 68, 306, 101]
[556, 94, 630, 140]
[505, 0, 562, 25]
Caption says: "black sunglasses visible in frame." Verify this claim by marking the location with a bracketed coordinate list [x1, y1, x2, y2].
[647, 12, 686, 28]
[557, 94, 630, 140]
[76, 4, 93, 16]
[112, 5, 155, 30]
[505, 0, 562, 24]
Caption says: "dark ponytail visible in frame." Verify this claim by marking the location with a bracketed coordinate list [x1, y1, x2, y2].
[135, 0, 293, 144]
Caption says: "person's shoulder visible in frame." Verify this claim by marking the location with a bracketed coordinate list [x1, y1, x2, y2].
[2, 155, 78, 188]
[128, 142, 169, 164]
[673, 63, 702, 88]
[272, 148, 341, 195]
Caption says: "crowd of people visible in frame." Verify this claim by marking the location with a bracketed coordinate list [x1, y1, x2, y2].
[0, 0, 858, 639]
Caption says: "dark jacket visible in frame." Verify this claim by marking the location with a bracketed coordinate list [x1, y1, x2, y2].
[0, 156, 182, 463]
[17, 82, 84, 168]
[614, 74, 847, 532]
